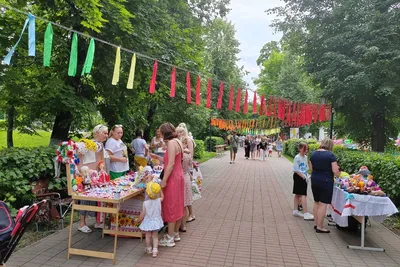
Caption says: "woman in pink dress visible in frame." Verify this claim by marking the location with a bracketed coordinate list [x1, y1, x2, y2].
[157, 123, 184, 248]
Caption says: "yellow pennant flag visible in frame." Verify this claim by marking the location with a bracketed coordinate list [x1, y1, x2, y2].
[112, 47, 121, 85]
[127, 53, 137, 89]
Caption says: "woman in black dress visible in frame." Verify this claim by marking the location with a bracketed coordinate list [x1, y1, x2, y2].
[310, 138, 340, 233]
[244, 135, 250, 159]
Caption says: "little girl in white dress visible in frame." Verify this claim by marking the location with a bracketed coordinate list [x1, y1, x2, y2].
[136, 182, 164, 257]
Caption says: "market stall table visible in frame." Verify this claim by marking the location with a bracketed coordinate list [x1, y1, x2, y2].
[67, 186, 144, 264]
[331, 186, 398, 252]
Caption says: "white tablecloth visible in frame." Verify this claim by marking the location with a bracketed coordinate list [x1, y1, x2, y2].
[331, 187, 398, 227]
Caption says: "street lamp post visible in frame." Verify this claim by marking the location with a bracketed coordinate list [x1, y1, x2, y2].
[330, 106, 335, 139]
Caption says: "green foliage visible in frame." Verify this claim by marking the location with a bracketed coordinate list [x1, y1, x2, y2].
[196, 151, 216, 164]
[0, 146, 59, 209]
[204, 136, 224, 152]
[0, 130, 51, 149]
[283, 138, 317, 157]
[193, 140, 205, 159]
[0, 120, 5, 130]
[335, 151, 400, 205]
[269, 0, 400, 151]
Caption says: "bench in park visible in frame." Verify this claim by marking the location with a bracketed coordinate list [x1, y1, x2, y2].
[215, 144, 227, 156]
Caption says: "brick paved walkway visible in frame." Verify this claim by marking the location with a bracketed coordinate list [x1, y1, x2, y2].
[5, 150, 400, 267]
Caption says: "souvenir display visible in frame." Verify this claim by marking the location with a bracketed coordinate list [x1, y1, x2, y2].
[335, 166, 385, 196]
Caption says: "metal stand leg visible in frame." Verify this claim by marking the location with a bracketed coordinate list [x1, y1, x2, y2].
[347, 216, 385, 252]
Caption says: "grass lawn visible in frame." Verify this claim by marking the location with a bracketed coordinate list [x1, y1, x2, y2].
[0, 130, 51, 148]
[196, 151, 216, 164]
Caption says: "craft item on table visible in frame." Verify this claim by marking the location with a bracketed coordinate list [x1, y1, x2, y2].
[366, 175, 377, 189]
[56, 140, 78, 164]
[76, 176, 84, 192]
[339, 171, 350, 179]
[357, 166, 371, 178]
[81, 166, 92, 190]
[98, 160, 110, 183]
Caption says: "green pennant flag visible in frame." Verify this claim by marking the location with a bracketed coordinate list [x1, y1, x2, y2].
[43, 23, 53, 67]
[68, 33, 78, 76]
[81, 38, 95, 76]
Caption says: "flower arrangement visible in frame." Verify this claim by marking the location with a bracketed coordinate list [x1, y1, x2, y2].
[56, 140, 78, 164]
[79, 138, 98, 152]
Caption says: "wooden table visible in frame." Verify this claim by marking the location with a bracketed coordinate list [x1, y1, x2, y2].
[67, 189, 144, 264]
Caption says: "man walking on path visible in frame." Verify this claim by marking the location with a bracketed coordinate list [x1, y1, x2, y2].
[230, 131, 239, 164]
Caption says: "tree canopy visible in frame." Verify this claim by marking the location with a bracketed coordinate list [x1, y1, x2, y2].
[1, 0, 250, 145]
[266, 0, 400, 151]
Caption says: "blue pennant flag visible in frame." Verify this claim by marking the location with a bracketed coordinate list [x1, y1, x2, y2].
[3, 13, 35, 65]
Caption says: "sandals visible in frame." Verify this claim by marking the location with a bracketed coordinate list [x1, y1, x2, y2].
[187, 215, 195, 222]
[316, 228, 330, 233]
[78, 225, 92, 233]
[179, 227, 187, 232]
[145, 247, 152, 254]
[152, 248, 158, 258]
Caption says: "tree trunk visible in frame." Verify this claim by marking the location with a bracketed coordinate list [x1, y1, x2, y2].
[6, 105, 15, 148]
[143, 103, 157, 141]
[371, 112, 385, 152]
[49, 111, 73, 146]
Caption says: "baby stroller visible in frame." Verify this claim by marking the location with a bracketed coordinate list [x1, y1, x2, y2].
[0, 200, 46, 267]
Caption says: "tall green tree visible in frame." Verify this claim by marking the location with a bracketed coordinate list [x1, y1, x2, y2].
[269, 0, 400, 151]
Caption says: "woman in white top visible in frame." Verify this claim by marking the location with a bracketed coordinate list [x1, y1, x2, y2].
[105, 125, 129, 180]
[150, 129, 165, 158]
[78, 125, 109, 233]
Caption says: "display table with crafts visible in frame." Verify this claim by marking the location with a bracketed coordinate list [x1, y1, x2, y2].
[331, 167, 399, 252]
[68, 177, 144, 264]
[56, 140, 162, 264]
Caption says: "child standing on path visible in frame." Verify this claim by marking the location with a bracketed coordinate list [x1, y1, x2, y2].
[136, 182, 164, 258]
[268, 143, 274, 157]
[292, 143, 314, 221]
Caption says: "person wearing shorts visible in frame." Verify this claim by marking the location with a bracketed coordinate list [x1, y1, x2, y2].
[229, 131, 239, 164]
[310, 139, 340, 233]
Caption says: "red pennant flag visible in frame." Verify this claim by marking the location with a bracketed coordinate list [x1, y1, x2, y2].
[243, 90, 249, 114]
[186, 72, 191, 104]
[319, 104, 325, 121]
[235, 88, 242, 112]
[196, 75, 201, 106]
[292, 102, 297, 125]
[217, 82, 224, 109]
[149, 61, 158, 94]
[170, 67, 176, 98]
[272, 97, 276, 117]
[260, 95, 265, 115]
[266, 96, 272, 116]
[206, 79, 211, 109]
[287, 101, 292, 126]
[228, 85, 234, 111]
[252, 91, 257, 114]
[278, 98, 283, 120]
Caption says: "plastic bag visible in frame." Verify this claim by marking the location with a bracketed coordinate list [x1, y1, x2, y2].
[192, 181, 202, 201]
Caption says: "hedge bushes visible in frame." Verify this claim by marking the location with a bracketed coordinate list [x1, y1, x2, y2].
[283, 139, 317, 157]
[194, 140, 205, 159]
[284, 139, 400, 205]
[204, 136, 225, 152]
[0, 146, 59, 209]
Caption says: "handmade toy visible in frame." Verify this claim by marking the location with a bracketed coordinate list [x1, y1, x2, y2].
[366, 175, 377, 189]
[76, 176, 84, 192]
[358, 166, 371, 178]
[98, 160, 110, 183]
[81, 166, 92, 190]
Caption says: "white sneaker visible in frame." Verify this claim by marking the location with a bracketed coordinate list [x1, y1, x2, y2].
[159, 234, 175, 247]
[292, 210, 304, 218]
[174, 232, 181, 242]
[304, 213, 314, 221]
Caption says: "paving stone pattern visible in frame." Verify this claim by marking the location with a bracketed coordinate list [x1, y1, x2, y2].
[6, 150, 400, 267]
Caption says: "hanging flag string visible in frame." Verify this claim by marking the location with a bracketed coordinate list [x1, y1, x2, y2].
[3, 12, 35, 65]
